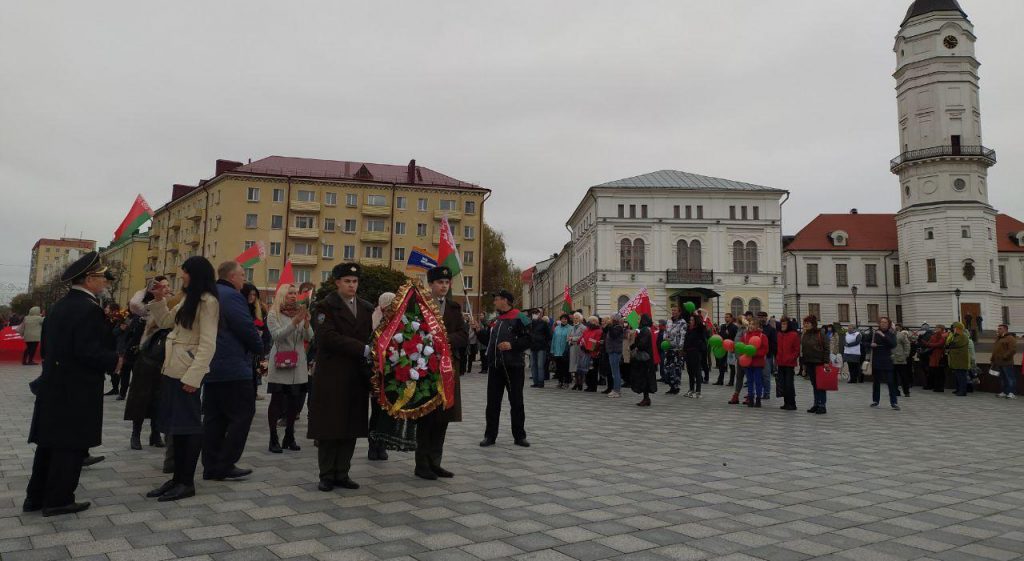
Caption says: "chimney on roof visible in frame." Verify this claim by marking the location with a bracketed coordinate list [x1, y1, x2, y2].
[171, 184, 197, 201]
[407, 159, 417, 184]
[215, 159, 244, 176]
[850, 208, 859, 214]
[344, 162, 351, 177]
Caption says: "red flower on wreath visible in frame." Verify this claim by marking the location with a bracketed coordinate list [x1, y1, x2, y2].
[395, 364, 411, 383]
[428, 353, 440, 372]
[401, 336, 421, 356]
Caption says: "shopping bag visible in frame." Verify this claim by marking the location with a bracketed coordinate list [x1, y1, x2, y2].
[816, 364, 839, 391]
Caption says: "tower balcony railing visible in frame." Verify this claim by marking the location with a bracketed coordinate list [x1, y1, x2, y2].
[890, 145, 996, 172]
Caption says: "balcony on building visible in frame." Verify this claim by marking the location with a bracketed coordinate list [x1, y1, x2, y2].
[890, 144, 997, 173]
[360, 231, 390, 243]
[288, 226, 319, 239]
[361, 256, 388, 267]
[186, 208, 203, 221]
[291, 200, 321, 213]
[147, 247, 160, 259]
[168, 220, 181, 230]
[183, 232, 200, 246]
[360, 205, 391, 217]
[433, 210, 461, 222]
[290, 254, 318, 266]
[166, 246, 179, 254]
[665, 268, 714, 286]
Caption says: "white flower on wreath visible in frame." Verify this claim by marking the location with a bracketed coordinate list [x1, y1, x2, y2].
[422, 346, 434, 357]
[417, 358, 427, 370]
[409, 352, 420, 362]
[393, 333, 404, 343]
[409, 369, 420, 381]
[388, 350, 400, 363]
[402, 316, 410, 324]
[411, 321, 421, 331]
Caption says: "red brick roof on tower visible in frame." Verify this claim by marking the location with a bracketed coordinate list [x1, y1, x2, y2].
[233, 156, 484, 190]
[785, 214, 899, 252]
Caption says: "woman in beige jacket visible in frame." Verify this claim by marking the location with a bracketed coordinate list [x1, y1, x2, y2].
[145, 256, 219, 502]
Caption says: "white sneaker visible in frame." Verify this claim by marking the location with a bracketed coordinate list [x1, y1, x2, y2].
[997, 393, 1006, 398]
[683, 391, 694, 398]
[607, 391, 621, 398]
[1008, 393, 1016, 399]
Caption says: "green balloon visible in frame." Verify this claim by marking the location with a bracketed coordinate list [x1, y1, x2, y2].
[709, 334, 723, 347]
[684, 302, 696, 313]
[713, 346, 727, 359]
[742, 344, 757, 357]
[660, 340, 672, 350]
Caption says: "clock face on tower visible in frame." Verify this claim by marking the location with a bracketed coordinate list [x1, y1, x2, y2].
[944, 35, 959, 49]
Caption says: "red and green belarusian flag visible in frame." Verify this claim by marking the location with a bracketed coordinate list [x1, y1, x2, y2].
[234, 242, 266, 268]
[562, 284, 573, 314]
[113, 194, 153, 244]
[619, 287, 653, 329]
[438, 216, 462, 278]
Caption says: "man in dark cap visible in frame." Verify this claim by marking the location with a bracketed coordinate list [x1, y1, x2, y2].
[308, 263, 374, 492]
[414, 266, 468, 479]
[25, 252, 118, 516]
[480, 289, 532, 448]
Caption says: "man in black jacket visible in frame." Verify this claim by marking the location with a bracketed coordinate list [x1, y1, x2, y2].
[25, 252, 118, 517]
[480, 290, 532, 448]
[528, 309, 552, 388]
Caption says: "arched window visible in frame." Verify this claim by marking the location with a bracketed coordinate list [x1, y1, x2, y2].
[748, 298, 762, 316]
[730, 297, 744, 318]
[689, 240, 702, 270]
[619, 239, 632, 271]
[745, 241, 759, 274]
[617, 295, 630, 311]
[677, 240, 689, 270]
[633, 238, 645, 271]
[733, 241, 745, 273]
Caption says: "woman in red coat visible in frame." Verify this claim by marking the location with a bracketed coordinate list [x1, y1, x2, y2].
[775, 317, 801, 411]
[740, 318, 770, 407]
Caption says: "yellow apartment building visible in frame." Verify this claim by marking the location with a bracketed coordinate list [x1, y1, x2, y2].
[98, 233, 150, 306]
[147, 156, 490, 308]
[28, 237, 97, 291]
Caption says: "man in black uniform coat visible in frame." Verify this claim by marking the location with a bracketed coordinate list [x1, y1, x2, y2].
[25, 252, 118, 516]
[479, 289, 532, 448]
[414, 266, 468, 480]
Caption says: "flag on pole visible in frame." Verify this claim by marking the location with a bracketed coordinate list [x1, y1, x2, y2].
[277, 259, 294, 290]
[437, 217, 462, 278]
[234, 242, 266, 268]
[406, 247, 438, 271]
[618, 288, 653, 329]
[113, 194, 153, 244]
[562, 284, 573, 314]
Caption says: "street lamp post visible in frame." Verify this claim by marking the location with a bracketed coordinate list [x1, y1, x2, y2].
[851, 285, 859, 325]
[954, 288, 962, 322]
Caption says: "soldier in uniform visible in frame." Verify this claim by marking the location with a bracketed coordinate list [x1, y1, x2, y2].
[308, 263, 375, 492]
[24, 252, 118, 516]
[414, 266, 468, 480]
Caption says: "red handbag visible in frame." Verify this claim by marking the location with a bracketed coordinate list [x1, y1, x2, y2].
[274, 350, 299, 369]
[815, 364, 839, 391]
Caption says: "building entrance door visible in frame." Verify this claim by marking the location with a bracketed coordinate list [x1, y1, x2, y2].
[960, 302, 981, 329]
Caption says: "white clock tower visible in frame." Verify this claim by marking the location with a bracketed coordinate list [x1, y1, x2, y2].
[892, 0, 999, 326]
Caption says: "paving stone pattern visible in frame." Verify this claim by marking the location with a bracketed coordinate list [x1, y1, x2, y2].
[2, 363, 1024, 560]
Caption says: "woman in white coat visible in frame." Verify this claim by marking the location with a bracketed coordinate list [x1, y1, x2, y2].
[265, 284, 313, 453]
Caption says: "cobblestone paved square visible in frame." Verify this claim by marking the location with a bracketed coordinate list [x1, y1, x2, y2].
[3, 363, 1024, 561]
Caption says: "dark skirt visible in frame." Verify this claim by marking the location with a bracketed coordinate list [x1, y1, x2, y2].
[124, 353, 162, 422]
[630, 359, 657, 394]
[158, 375, 203, 436]
[267, 382, 309, 396]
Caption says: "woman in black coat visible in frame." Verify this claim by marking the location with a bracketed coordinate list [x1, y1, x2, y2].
[629, 314, 657, 407]
[682, 314, 707, 398]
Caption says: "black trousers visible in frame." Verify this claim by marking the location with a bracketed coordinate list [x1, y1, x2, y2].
[318, 438, 356, 481]
[848, 361, 863, 383]
[555, 355, 570, 384]
[685, 353, 703, 393]
[895, 363, 912, 396]
[415, 411, 449, 469]
[26, 447, 86, 508]
[464, 344, 478, 373]
[172, 434, 202, 486]
[928, 366, 946, 392]
[201, 379, 256, 477]
[23, 341, 39, 364]
[484, 364, 526, 441]
[119, 360, 133, 398]
[779, 366, 796, 407]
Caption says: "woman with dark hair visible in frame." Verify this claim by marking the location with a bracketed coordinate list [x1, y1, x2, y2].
[124, 276, 171, 450]
[240, 283, 272, 401]
[801, 315, 829, 414]
[629, 314, 657, 407]
[775, 316, 800, 410]
[870, 317, 899, 410]
[682, 313, 707, 398]
[145, 257, 219, 502]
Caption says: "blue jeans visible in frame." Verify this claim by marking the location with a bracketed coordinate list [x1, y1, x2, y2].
[746, 367, 764, 400]
[872, 368, 898, 405]
[999, 366, 1018, 395]
[608, 352, 622, 391]
[762, 357, 774, 397]
[530, 350, 547, 386]
[806, 362, 827, 407]
[953, 369, 970, 395]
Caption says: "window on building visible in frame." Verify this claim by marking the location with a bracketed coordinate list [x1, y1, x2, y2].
[343, 245, 355, 259]
[676, 239, 702, 271]
[322, 218, 335, 232]
[245, 213, 258, 228]
[396, 196, 407, 209]
[925, 228, 934, 240]
[672, 205, 679, 219]
[893, 263, 901, 287]
[464, 201, 476, 214]
[297, 190, 316, 202]
[620, 239, 632, 272]
[867, 304, 880, 323]
[464, 226, 476, 239]
[1000, 264, 1008, 288]
[394, 247, 405, 261]
[732, 241, 759, 274]
[808, 303, 821, 320]
[271, 215, 283, 230]
[464, 250, 474, 265]
[632, 239, 645, 271]
[685, 205, 692, 219]
[366, 219, 385, 232]
[838, 303, 850, 323]
[961, 226, 971, 238]
[343, 219, 357, 233]
[364, 245, 383, 259]
[272, 188, 284, 203]
[439, 199, 456, 211]
[295, 216, 315, 229]
[295, 269, 311, 283]
[754, 206, 760, 220]
[836, 263, 849, 287]
[926, 259, 937, 282]
[1003, 306, 1011, 326]
[244, 268, 254, 283]
[244, 240, 256, 250]
[730, 298, 744, 318]
[806, 263, 819, 286]
[729, 206, 736, 220]
[697, 205, 704, 219]
[345, 193, 357, 207]
[246, 187, 260, 202]
[418, 198, 428, 211]
[895, 305, 903, 324]
[268, 269, 280, 284]
[988, 228, 993, 240]
[741, 206, 748, 220]
[629, 205, 636, 218]
[293, 242, 312, 255]
[395, 222, 406, 235]
[619, 205, 626, 218]
[618, 295, 631, 311]
[865, 264, 878, 287]
[748, 298, 762, 315]
[367, 194, 387, 206]
[416, 223, 427, 237]
[269, 242, 282, 256]
[641, 205, 648, 218]
[905, 261, 911, 284]
[321, 270, 331, 283]
[321, 243, 335, 258]
[464, 276, 474, 290]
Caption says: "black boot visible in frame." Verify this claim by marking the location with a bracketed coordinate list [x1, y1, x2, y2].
[283, 425, 301, 451]
[150, 431, 165, 448]
[269, 429, 283, 454]
[130, 423, 142, 451]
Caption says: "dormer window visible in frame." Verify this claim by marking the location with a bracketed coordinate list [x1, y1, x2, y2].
[1013, 232, 1024, 248]
[829, 230, 848, 247]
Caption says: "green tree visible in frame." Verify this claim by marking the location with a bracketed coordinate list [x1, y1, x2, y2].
[314, 264, 410, 306]
[10, 293, 34, 315]
[481, 223, 523, 312]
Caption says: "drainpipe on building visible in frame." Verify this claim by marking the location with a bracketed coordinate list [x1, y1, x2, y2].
[388, 183, 397, 270]
[786, 251, 800, 321]
[779, 191, 790, 317]
[590, 190, 598, 315]
[883, 249, 896, 319]
[565, 223, 574, 312]
[479, 189, 492, 313]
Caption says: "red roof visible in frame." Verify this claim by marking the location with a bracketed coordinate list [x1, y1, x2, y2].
[232, 156, 484, 190]
[521, 266, 537, 285]
[786, 212, 1024, 253]
[32, 238, 96, 252]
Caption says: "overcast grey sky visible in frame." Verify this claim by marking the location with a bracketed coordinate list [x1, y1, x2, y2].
[2, 1, 1022, 300]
